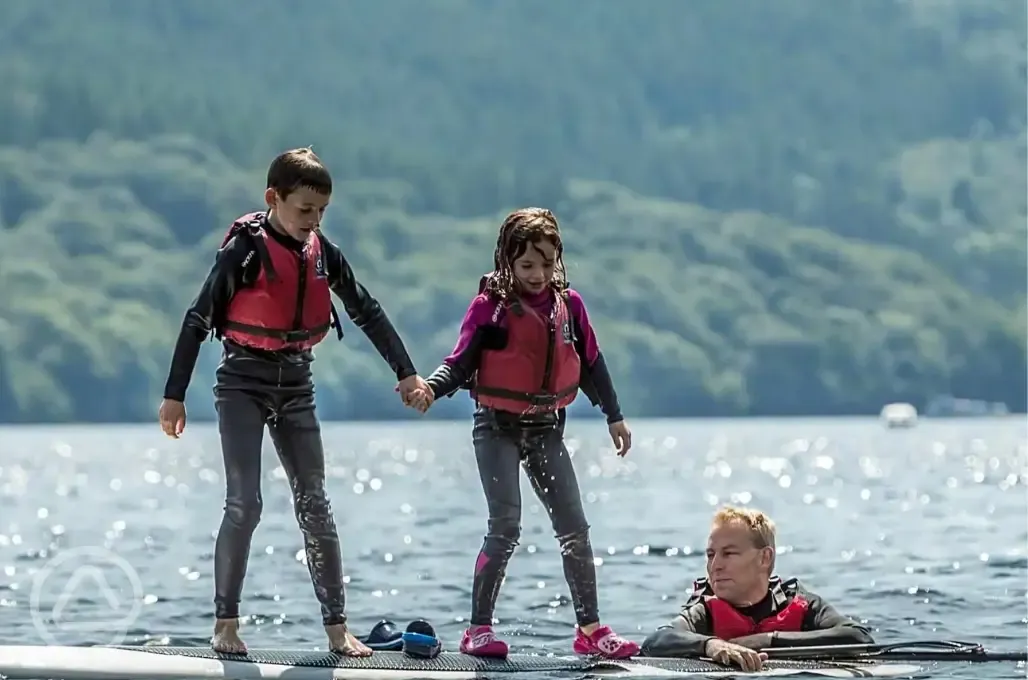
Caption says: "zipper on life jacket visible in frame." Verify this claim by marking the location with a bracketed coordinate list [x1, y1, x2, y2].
[291, 250, 308, 332]
[540, 309, 556, 394]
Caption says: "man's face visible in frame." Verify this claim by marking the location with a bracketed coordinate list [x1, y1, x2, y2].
[705, 520, 773, 604]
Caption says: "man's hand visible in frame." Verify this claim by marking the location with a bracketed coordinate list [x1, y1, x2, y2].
[608, 419, 632, 456]
[705, 639, 767, 672]
[396, 375, 434, 411]
[159, 398, 186, 438]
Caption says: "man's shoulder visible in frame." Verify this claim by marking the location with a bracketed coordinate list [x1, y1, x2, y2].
[782, 577, 820, 599]
[678, 577, 715, 614]
[780, 578, 837, 617]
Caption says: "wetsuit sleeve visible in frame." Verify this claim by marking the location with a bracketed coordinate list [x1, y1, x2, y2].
[425, 295, 497, 399]
[567, 290, 624, 424]
[769, 587, 875, 647]
[162, 235, 252, 401]
[640, 602, 716, 658]
[321, 237, 417, 381]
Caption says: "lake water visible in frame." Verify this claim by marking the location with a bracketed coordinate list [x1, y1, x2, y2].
[0, 417, 1024, 678]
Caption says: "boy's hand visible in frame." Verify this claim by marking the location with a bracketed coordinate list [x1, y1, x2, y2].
[159, 398, 187, 438]
[608, 420, 632, 456]
[396, 375, 433, 408]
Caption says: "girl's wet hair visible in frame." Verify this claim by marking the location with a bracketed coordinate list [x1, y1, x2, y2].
[485, 207, 568, 300]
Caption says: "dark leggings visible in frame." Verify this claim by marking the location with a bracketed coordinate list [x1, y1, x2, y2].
[212, 341, 346, 625]
[470, 407, 599, 627]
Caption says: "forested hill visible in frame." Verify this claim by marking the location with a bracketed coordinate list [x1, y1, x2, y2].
[0, 0, 1025, 423]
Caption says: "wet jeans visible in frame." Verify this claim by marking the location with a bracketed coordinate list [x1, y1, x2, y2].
[211, 341, 346, 625]
[469, 407, 599, 627]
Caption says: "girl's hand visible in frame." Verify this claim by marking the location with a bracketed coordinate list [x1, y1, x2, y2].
[408, 387, 434, 413]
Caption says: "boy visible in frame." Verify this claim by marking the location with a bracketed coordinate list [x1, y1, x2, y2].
[158, 147, 428, 655]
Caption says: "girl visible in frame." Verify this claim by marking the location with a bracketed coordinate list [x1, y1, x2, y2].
[417, 207, 639, 660]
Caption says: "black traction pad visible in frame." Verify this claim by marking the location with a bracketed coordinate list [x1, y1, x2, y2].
[108, 646, 881, 674]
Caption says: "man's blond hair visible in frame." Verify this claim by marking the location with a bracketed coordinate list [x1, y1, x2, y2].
[712, 505, 777, 571]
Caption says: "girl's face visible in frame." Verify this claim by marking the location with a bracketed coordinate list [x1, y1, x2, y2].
[512, 238, 557, 295]
[265, 186, 330, 242]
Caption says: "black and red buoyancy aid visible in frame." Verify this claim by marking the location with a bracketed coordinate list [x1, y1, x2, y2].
[220, 212, 342, 352]
[688, 576, 809, 640]
[472, 273, 581, 415]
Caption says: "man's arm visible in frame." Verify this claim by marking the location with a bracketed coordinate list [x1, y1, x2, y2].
[320, 235, 417, 381]
[641, 602, 717, 658]
[163, 236, 251, 401]
[769, 588, 874, 647]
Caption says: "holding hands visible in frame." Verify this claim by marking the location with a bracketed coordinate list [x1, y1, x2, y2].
[396, 374, 434, 414]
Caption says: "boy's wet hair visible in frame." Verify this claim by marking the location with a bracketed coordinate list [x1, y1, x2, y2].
[486, 207, 568, 300]
[266, 147, 332, 199]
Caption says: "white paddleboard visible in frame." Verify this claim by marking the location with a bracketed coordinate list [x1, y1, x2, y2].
[0, 645, 924, 679]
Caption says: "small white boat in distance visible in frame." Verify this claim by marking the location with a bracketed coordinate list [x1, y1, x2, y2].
[880, 402, 917, 428]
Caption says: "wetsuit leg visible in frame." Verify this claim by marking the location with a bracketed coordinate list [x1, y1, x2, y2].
[212, 387, 268, 620]
[521, 420, 599, 627]
[469, 409, 525, 626]
[267, 392, 347, 626]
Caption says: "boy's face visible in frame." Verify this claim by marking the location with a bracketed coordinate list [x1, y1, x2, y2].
[265, 186, 330, 242]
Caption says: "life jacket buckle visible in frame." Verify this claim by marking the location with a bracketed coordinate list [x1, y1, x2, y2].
[527, 393, 558, 407]
[282, 329, 313, 343]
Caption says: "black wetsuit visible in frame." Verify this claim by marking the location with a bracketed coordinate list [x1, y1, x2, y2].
[640, 579, 875, 657]
[163, 223, 417, 625]
[425, 305, 623, 628]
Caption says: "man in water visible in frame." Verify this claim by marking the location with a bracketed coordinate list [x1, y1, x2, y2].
[641, 506, 874, 672]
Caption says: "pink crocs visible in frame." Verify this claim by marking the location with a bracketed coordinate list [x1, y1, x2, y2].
[573, 625, 640, 659]
[459, 625, 509, 659]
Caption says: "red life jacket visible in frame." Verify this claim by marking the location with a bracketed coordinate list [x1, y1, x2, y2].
[220, 212, 340, 352]
[473, 275, 581, 415]
[689, 576, 809, 640]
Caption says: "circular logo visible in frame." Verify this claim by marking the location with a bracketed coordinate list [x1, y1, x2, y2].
[29, 546, 144, 646]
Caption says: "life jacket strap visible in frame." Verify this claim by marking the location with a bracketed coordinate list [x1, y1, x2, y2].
[231, 218, 278, 282]
[329, 303, 344, 340]
[474, 383, 578, 406]
[222, 321, 332, 343]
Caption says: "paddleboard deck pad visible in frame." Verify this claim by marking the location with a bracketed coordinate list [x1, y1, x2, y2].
[0, 644, 922, 678]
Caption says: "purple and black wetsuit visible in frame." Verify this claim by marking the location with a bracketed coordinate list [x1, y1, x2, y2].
[426, 286, 623, 629]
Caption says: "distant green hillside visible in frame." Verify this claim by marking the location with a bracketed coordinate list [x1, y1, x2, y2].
[0, 0, 1024, 422]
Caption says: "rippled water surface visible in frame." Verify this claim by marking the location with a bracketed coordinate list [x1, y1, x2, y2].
[0, 417, 1025, 679]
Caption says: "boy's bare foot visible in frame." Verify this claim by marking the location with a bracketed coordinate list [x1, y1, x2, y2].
[326, 623, 372, 657]
[211, 618, 247, 654]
